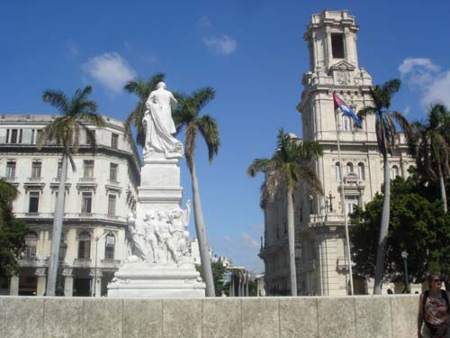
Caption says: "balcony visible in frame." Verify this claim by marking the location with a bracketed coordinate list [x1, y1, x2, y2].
[27, 176, 42, 182]
[73, 258, 92, 268]
[100, 259, 121, 268]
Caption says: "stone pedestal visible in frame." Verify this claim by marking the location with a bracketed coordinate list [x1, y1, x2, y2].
[108, 155, 205, 298]
[9, 275, 19, 295]
[35, 268, 46, 296]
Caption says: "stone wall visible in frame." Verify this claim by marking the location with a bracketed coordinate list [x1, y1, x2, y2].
[0, 295, 418, 338]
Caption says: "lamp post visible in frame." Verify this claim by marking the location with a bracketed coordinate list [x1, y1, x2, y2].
[401, 250, 410, 293]
[92, 231, 108, 297]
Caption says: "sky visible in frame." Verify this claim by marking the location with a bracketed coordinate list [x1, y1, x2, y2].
[1, 0, 450, 273]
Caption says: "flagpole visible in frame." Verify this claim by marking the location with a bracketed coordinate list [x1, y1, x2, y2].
[334, 95, 355, 296]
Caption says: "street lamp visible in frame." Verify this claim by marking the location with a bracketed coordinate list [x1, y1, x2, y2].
[92, 231, 109, 297]
[401, 250, 410, 293]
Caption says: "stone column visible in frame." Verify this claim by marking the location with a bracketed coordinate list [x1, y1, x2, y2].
[35, 268, 46, 296]
[63, 268, 73, 297]
[9, 275, 19, 295]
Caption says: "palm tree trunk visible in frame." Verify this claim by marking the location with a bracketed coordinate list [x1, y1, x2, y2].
[46, 153, 68, 296]
[373, 153, 390, 295]
[189, 156, 215, 297]
[438, 165, 448, 213]
[287, 188, 297, 296]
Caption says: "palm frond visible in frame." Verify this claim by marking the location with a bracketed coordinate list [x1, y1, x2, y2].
[42, 90, 69, 115]
[196, 115, 220, 163]
[247, 158, 274, 177]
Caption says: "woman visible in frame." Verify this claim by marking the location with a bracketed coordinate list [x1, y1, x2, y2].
[418, 273, 450, 337]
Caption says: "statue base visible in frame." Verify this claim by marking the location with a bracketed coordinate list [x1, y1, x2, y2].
[107, 155, 206, 298]
[108, 261, 205, 298]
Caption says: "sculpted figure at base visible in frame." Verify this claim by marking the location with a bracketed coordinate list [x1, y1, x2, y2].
[142, 82, 183, 159]
[126, 202, 192, 266]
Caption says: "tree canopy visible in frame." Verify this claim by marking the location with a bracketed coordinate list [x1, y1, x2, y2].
[0, 179, 28, 277]
[350, 175, 450, 285]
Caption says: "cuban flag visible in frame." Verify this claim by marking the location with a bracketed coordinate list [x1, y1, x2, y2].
[333, 92, 362, 128]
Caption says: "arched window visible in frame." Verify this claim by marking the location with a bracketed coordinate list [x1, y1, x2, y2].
[358, 163, 365, 180]
[105, 233, 115, 260]
[78, 231, 91, 259]
[342, 115, 352, 131]
[24, 232, 38, 259]
[335, 162, 342, 180]
[347, 162, 354, 174]
[391, 165, 399, 179]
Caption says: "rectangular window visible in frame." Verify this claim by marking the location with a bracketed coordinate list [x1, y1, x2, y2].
[56, 161, 62, 180]
[86, 130, 95, 145]
[31, 161, 42, 179]
[83, 160, 94, 178]
[78, 240, 91, 259]
[81, 192, 92, 214]
[345, 195, 359, 215]
[31, 129, 35, 144]
[6, 161, 16, 178]
[105, 235, 115, 260]
[109, 163, 118, 182]
[108, 195, 116, 216]
[29, 192, 40, 213]
[331, 33, 345, 59]
[10, 129, 18, 144]
[111, 133, 119, 149]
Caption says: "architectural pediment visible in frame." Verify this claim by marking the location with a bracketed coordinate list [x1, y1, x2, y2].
[327, 60, 356, 75]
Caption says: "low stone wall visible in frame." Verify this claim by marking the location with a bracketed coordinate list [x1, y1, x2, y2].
[0, 295, 418, 338]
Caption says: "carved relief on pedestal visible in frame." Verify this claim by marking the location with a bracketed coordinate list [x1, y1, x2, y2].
[127, 200, 192, 266]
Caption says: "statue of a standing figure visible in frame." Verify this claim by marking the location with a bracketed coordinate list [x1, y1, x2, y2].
[142, 82, 183, 159]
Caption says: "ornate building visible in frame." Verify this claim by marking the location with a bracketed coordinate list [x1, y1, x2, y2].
[259, 10, 414, 296]
[0, 114, 140, 296]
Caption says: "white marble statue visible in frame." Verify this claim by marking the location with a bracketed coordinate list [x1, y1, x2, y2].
[142, 82, 183, 159]
[126, 202, 193, 266]
[167, 200, 191, 262]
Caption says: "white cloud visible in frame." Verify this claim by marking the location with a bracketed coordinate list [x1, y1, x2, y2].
[403, 104, 411, 117]
[197, 15, 212, 28]
[399, 57, 450, 109]
[422, 71, 450, 108]
[203, 35, 237, 56]
[82, 52, 136, 93]
[241, 232, 260, 248]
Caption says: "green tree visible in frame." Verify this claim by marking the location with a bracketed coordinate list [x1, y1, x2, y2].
[172, 87, 220, 297]
[357, 79, 411, 294]
[196, 261, 228, 296]
[40, 85, 104, 296]
[409, 103, 450, 213]
[124, 73, 165, 146]
[247, 129, 323, 296]
[0, 179, 28, 277]
[350, 176, 450, 289]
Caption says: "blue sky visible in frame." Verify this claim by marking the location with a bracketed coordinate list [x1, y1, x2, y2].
[1, 0, 450, 272]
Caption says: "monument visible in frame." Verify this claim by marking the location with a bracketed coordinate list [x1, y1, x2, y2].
[108, 82, 206, 297]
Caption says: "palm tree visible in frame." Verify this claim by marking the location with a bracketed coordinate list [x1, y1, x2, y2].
[357, 79, 411, 294]
[247, 129, 323, 296]
[172, 87, 219, 297]
[124, 73, 165, 146]
[0, 178, 18, 230]
[39, 85, 104, 296]
[409, 104, 450, 213]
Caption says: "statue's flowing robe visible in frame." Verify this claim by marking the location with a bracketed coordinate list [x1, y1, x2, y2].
[143, 88, 183, 158]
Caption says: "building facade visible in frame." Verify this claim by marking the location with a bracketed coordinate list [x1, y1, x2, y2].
[0, 114, 140, 296]
[259, 10, 415, 296]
